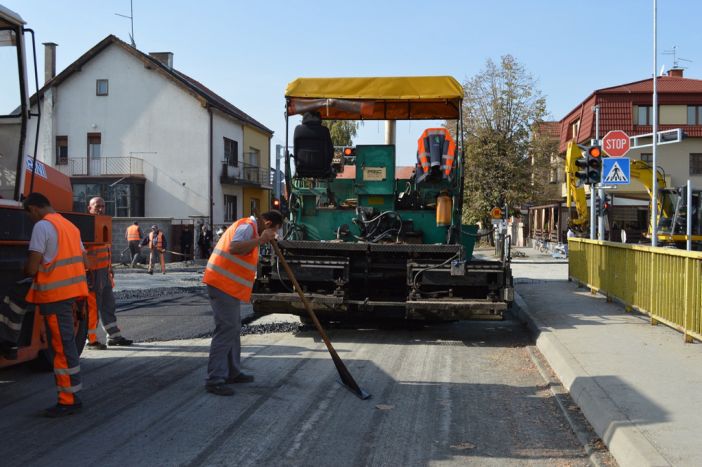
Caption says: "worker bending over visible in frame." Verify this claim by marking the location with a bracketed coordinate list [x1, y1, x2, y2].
[202, 210, 283, 396]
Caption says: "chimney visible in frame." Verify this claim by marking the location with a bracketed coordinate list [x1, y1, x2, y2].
[667, 67, 684, 78]
[149, 52, 173, 69]
[43, 42, 58, 84]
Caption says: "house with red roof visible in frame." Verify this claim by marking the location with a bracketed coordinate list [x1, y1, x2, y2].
[559, 68, 702, 192]
[27, 35, 273, 228]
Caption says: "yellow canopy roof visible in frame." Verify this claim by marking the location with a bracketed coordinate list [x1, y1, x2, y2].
[285, 76, 464, 120]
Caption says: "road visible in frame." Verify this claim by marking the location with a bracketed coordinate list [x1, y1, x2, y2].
[0, 285, 605, 466]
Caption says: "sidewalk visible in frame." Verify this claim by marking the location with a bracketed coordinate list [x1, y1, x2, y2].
[513, 262, 702, 467]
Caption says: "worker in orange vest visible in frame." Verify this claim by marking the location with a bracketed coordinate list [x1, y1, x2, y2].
[416, 128, 456, 182]
[85, 197, 133, 349]
[125, 221, 143, 268]
[23, 192, 89, 417]
[202, 210, 283, 396]
[147, 224, 167, 275]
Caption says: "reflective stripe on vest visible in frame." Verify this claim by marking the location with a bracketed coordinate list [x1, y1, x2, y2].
[149, 231, 164, 249]
[202, 217, 259, 302]
[26, 213, 89, 304]
[126, 225, 141, 241]
[86, 244, 111, 270]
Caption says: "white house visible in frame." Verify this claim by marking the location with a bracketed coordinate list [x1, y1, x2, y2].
[27, 35, 273, 225]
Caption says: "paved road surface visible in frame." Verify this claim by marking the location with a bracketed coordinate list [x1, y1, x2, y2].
[0, 308, 599, 466]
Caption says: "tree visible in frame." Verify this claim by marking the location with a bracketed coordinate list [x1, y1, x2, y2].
[457, 55, 547, 227]
[322, 120, 358, 146]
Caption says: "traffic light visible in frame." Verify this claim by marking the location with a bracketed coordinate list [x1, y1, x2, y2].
[586, 145, 603, 184]
[574, 155, 589, 187]
[602, 194, 611, 216]
[272, 198, 281, 210]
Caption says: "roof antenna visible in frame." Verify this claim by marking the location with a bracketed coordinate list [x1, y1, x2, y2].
[663, 45, 692, 70]
[115, 0, 136, 47]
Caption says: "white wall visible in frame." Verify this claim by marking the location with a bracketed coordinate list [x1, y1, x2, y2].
[628, 139, 702, 188]
[27, 43, 221, 218]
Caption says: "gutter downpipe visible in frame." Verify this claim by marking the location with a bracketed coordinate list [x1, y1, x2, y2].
[209, 107, 214, 233]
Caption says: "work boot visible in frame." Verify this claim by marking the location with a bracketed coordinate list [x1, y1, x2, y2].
[86, 341, 107, 350]
[43, 402, 82, 418]
[108, 336, 133, 346]
[148, 269, 153, 275]
[205, 383, 235, 396]
[225, 372, 255, 384]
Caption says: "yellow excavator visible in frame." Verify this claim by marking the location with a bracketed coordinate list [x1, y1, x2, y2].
[565, 141, 702, 248]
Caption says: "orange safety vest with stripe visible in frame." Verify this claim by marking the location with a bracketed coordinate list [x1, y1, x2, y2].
[126, 225, 141, 241]
[86, 244, 111, 271]
[202, 217, 259, 302]
[416, 128, 457, 179]
[149, 231, 165, 250]
[26, 213, 89, 304]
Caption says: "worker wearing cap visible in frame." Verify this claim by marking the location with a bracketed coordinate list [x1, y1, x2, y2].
[147, 224, 167, 275]
[85, 197, 133, 349]
[23, 192, 89, 417]
[202, 210, 283, 396]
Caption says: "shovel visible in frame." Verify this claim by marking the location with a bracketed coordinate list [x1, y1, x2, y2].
[270, 239, 371, 400]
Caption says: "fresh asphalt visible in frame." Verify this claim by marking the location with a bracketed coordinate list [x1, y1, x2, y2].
[0, 260, 615, 466]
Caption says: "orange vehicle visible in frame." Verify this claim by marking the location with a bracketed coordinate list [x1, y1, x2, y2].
[0, 6, 111, 368]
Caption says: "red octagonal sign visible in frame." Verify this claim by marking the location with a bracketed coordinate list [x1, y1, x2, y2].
[602, 130, 630, 157]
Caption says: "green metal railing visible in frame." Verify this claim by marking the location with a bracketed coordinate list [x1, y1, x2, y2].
[569, 238, 702, 343]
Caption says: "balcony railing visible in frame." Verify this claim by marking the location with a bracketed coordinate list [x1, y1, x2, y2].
[56, 157, 144, 176]
[221, 162, 272, 188]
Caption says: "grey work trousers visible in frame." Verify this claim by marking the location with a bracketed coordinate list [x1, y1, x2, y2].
[206, 285, 242, 385]
[40, 299, 82, 405]
[91, 268, 121, 338]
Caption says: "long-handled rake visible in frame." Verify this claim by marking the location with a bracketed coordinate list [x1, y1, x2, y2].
[270, 239, 371, 400]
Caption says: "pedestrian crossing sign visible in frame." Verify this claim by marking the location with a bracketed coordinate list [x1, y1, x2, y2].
[602, 158, 630, 185]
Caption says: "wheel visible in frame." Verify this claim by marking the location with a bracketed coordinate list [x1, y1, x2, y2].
[36, 301, 88, 371]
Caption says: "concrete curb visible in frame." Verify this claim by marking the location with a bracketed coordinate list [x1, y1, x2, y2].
[513, 291, 671, 467]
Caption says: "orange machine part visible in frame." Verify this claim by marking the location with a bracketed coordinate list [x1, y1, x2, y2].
[23, 162, 73, 212]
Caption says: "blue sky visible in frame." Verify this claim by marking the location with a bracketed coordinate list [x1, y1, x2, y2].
[2, 0, 700, 165]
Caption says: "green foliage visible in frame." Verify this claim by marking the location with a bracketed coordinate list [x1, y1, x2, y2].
[457, 55, 548, 226]
[322, 120, 358, 147]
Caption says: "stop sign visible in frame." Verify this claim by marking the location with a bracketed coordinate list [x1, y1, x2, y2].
[602, 130, 630, 157]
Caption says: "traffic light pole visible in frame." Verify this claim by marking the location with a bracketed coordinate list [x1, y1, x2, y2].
[594, 106, 605, 240]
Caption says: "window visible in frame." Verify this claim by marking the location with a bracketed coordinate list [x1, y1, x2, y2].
[690, 154, 702, 175]
[56, 136, 68, 165]
[636, 105, 653, 125]
[224, 195, 237, 222]
[247, 148, 260, 167]
[640, 153, 653, 164]
[687, 106, 702, 125]
[569, 119, 580, 140]
[96, 79, 109, 96]
[87, 133, 101, 158]
[224, 138, 238, 166]
[250, 197, 259, 216]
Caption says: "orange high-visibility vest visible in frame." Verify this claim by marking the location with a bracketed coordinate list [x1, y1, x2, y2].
[202, 217, 259, 302]
[416, 128, 457, 179]
[26, 213, 89, 304]
[126, 225, 141, 241]
[86, 244, 111, 271]
[149, 231, 165, 250]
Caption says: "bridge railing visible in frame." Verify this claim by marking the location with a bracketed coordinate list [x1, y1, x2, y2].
[569, 238, 702, 343]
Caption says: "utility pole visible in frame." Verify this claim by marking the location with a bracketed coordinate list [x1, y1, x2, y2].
[274, 144, 282, 200]
[589, 105, 599, 240]
[652, 0, 659, 247]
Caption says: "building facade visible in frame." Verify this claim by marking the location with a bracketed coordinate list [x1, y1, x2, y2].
[27, 36, 273, 225]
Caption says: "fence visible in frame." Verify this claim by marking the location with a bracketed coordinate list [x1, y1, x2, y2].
[569, 238, 702, 343]
[57, 157, 144, 176]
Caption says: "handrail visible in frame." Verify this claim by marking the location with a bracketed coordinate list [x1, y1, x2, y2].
[569, 238, 702, 343]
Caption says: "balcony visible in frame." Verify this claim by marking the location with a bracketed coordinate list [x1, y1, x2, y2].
[220, 162, 272, 188]
[56, 157, 144, 177]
